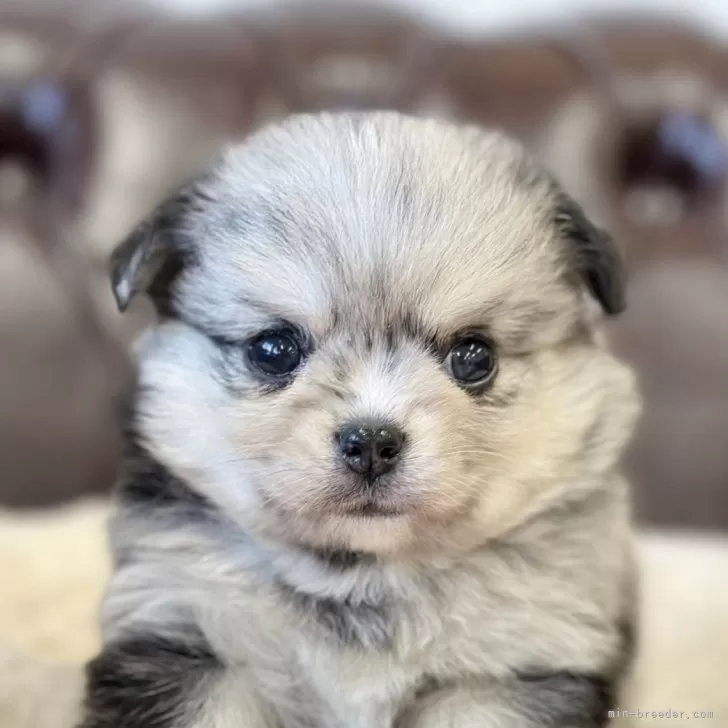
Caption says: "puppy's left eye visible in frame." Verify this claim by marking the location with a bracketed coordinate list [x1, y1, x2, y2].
[446, 336, 497, 386]
[247, 330, 303, 377]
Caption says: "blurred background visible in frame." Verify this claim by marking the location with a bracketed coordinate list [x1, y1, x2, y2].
[1, 0, 727, 533]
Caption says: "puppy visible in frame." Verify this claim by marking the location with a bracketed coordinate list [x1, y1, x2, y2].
[81, 112, 640, 728]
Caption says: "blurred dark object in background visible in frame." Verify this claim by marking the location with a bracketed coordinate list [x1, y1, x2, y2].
[539, 18, 728, 530]
[0, 68, 95, 216]
[0, 4, 151, 218]
[0, 7, 144, 506]
[541, 22, 728, 266]
[0, 2, 726, 530]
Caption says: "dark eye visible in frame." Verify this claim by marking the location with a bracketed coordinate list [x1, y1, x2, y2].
[446, 337, 497, 385]
[247, 330, 303, 377]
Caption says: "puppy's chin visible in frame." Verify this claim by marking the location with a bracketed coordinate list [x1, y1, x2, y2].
[290, 510, 417, 556]
[257, 488, 419, 555]
[254, 466, 480, 557]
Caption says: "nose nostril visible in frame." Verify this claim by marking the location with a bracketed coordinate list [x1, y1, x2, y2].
[344, 443, 363, 458]
[378, 444, 399, 460]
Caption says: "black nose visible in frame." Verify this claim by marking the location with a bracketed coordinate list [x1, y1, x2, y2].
[337, 423, 405, 478]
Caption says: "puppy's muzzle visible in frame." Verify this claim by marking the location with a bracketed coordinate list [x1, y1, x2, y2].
[336, 422, 404, 479]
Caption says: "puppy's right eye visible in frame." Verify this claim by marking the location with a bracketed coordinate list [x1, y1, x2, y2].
[247, 331, 303, 377]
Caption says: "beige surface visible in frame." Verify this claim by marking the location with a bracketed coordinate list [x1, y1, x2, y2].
[0, 499, 727, 728]
[620, 531, 728, 726]
[0, 500, 110, 663]
[0, 648, 85, 728]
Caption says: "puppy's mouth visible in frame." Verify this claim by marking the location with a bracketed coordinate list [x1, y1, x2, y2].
[342, 499, 402, 518]
[335, 480, 407, 518]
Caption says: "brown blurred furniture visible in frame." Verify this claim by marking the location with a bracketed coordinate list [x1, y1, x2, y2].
[0, 4, 726, 530]
[0, 12, 141, 506]
[536, 18, 728, 530]
[243, 3, 441, 113]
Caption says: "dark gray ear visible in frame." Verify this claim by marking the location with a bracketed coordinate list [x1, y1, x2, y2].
[109, 185, 200, 313]
[555, 197, 626, 316]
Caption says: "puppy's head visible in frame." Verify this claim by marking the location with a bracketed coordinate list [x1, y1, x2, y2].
[113, 113, 639, 556]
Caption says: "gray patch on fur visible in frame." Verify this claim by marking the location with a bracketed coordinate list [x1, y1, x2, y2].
[280, 581, 396, 651]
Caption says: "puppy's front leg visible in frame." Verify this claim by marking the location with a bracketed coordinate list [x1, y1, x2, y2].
[79, 633, 277, 728]
[397, 672, 614, 728]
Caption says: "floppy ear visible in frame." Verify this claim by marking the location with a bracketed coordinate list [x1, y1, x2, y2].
[109, 184, 201, 314]
[554, 196, 627, 316]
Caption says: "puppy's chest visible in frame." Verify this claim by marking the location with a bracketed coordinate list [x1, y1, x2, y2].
[281, 597, 432, 727]
[281, 572, 513, 673]
[293, 639, 422, 728]
[208, 554, 545, 725]
[269, 578, 502, 725]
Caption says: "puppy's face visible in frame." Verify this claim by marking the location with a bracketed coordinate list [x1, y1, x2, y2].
[114, 113, 639, 555]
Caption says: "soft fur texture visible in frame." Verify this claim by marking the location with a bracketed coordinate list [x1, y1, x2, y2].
[86, 112, 641, 727]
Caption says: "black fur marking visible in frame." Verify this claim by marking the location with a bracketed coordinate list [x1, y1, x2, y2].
[80, 633, 222, 728]
[618, 617, 637, 664]
[513, 669, 616, 727]
[310, 548, 367, 570]
[114, 430, 218, 571]
[412, 674, 441, 700]
[614, 615, 638, 679]
[120, 438, 211, 511]
[383, 310, 438, 355]
[281, 583, 394, 651]
[146, 246, 191, 319]
[402, 669, 616, 727]
[554, 196, 626, 317]
[398, 310, 426, 344]
[109, 178, 209, 315]
[116, 387, 213, 514]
